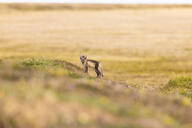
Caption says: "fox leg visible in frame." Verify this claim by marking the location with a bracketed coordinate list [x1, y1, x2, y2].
[95, 63, 102, 78]
[84, 65, 88, 73]
[99, 64, 104, 77]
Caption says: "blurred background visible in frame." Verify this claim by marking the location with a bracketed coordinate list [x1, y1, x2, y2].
[1, 0, 192, 128]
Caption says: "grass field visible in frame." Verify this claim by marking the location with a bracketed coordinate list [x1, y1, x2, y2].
[1, 3, 192, 128]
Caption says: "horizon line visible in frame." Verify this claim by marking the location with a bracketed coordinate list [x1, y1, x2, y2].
[1, 0, 192, 5]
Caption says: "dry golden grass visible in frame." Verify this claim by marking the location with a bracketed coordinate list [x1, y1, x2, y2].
[1, 3, 192, 11]
[1, 4, 192, 85]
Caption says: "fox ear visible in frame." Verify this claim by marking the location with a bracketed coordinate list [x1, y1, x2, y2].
[80, 55, 84, 59]
[80, 55, 87, 58]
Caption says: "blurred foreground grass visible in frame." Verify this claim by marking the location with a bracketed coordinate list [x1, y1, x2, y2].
[0, 59, 191, 128]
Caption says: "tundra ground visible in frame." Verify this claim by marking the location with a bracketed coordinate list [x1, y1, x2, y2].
[1, 4, 192, 128]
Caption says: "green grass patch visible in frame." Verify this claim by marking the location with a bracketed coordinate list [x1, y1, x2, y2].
[21, 58, 53, 68]
[163, 76, 192, 99]
[166, 76, 192, 89]
[20, 58, 83, 78]
[167, 76, 192, 89]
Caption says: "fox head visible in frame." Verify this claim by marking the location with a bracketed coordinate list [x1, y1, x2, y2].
[80, 55, 87, 64]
